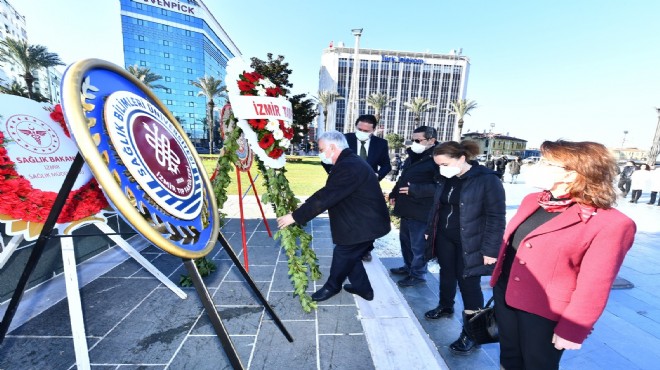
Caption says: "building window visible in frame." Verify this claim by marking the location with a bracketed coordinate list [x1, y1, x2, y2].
[163, 40, 169, 46]
[162, 25, 169, 31]
[186, 56, 192, 62]
[186, 45, 192, 50]
[139, 48, 145, 54]
[184, 15, 191, 21]
[185, 30, 191, 36]
[188, 79, 194, 85]
[188, 113, 194, 118]
[187, 68, 193, 74]
[137, 19, 143, 26]
[139, 60, 146, 66]
[135, 3, 143, 9]
[161, 9, 167, 15]
[165, 88, 172, 94]
[166, 100, 173, 105]
[187, 91, 194, 96]
[164, 65, 171, 70]
[165, 76, 171, 82]
[188, 102, 194, 107]
[138, 35, 144, 41]
[164, 52, 170, 58]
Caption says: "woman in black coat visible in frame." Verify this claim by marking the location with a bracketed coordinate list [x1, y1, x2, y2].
[424, 141, 506, 355]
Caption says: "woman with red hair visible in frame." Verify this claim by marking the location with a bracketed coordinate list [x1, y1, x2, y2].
[490, 140, 636, 370]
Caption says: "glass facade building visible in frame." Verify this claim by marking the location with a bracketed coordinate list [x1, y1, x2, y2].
[319, 47, 470, 141]
[119, 0, 240, 144]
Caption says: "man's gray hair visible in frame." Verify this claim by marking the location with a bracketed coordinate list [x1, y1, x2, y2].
[318, 130, 349, 149]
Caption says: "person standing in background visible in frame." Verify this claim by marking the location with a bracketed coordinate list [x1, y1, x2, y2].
[508, 157, 522, 184]
[618, 161, 636, 198]
[629, 163, 651, 203]
[648, 167, 660, 205]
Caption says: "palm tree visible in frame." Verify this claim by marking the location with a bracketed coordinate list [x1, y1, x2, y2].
[0, 38, 64, 100]
[126, 65, 167, 90]
[365, 92, 395, 135]
[446, 99, 478, 141]
[315, 90, 343, 132]
[192, 76, 226, 153]
[0, 80, 28, 97]
[403, 97, 435, 138]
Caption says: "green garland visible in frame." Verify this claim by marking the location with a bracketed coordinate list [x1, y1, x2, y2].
[211, 114, 321, 312]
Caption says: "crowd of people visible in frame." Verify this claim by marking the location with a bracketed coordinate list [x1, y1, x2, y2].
[277, 115, 639, 369]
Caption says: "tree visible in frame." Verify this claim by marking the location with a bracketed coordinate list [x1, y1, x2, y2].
[0, 80, 28, 97]
[385, 133, 405, 154]
[365, 92, 395, 131]
[316, 90, 344, 132]
[251, 54, 318, 146]
[192, 76, 226, 154]
[0, 38, 64, 100]
[403, 97, 435, 137]
[446, 99, 478, 141]
[126, 64, 167, 90]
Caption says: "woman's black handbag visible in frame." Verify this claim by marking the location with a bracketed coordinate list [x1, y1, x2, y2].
[462, 296, 499, 344]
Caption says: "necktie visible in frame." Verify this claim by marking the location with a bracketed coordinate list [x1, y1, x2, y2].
[359, 140, 367, 159]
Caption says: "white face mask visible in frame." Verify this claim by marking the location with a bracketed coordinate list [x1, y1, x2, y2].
[319, 147, 333, 164]
[439, 165, 461, 178]
[410, 142, 427, 154]
[355, 130, 372, 142]
[526, 164, 561, 190]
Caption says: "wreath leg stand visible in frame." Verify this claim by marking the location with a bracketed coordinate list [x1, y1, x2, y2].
[0, 154, 91, 369]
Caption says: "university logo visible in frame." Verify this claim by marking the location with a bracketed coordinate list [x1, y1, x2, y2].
[104, 91, 202, 220]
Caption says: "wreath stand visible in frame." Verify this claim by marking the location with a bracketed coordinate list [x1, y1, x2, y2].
[0, 154, 292, 370]
[234, 166, 272, 272]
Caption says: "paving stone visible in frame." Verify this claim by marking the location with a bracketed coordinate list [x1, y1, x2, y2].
[319, 334, 374, 370]
[168, 335, 254, 370]
[224, 264, 276, 282]
[267, 291, 316, 321]
[192, 305, 263, 336]
[213, 281, 270, 306]
[247, 231, 278, 246]
[317, 305, 363, 334]
[250, 320, 317, 370]
[0, 336, 80, 369]
[241, 246, 281, 265]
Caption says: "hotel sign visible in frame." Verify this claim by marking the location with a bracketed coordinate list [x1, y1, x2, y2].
[381, 55, 424, 64]
[140, 0, 198, 15]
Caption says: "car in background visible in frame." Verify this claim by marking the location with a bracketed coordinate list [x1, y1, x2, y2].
[522, 156, 541, 164]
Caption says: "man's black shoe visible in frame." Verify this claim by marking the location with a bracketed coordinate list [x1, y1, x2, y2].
[311, 286, 340, 302]
[449, 330, 480, 355]
[424, 306, 454, 320]
[343, 284, 374, 301]
[389, 266, 409, 275]
[396, 276, 426, 287]
[362, 252, 373, 262]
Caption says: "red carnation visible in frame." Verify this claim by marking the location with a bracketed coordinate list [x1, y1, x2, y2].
[265, 87, 281, 97]
[238, 80, 255, 94]
[243, 71, 262, 83]
[248, 119, 260, 129]
[255, 119, 267, 130]
[284, 127, 294, 140]
[259, 133, 275, 149]
[268, 147, 283, 159]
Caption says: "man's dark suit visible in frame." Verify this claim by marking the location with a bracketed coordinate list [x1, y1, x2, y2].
[323, 133, 392, 181]
[293, 149, 391, 294]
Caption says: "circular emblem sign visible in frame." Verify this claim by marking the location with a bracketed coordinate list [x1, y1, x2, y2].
[60, 59, 219, 259]
[104, 92, 202, 220]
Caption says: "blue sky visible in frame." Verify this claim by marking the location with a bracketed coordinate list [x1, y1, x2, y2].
[15, 0, 660, 149]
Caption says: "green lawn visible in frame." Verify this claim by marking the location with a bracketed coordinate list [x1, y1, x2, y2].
[199, 155, 396, 197]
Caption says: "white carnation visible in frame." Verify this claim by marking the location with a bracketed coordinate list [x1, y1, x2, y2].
[265, 120, 279, 132]
[255, 84, 267, 96]
[273, 129, 284, 140]
[279, 138, 290, 148]
[260, 78, 275, 88]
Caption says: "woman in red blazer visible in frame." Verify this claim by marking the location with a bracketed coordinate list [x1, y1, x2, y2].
[490, 140, 636, 370]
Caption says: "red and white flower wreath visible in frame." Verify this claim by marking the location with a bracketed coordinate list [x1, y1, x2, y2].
[0, 104, 108, 230]
[225, 58, 294, 169]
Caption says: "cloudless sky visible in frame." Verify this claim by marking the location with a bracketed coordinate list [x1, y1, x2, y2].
[14, 0, 660, 149]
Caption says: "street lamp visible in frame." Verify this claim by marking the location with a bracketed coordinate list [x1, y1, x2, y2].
[620, 130, 628, 160]
[486, 122, 495, 159]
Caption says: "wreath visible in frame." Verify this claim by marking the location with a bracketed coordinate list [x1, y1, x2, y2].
[0, 104, 108, 229]
[212, 58, 321, 312]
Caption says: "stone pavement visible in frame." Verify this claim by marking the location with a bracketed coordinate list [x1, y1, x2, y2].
[1, 190, 659, 369]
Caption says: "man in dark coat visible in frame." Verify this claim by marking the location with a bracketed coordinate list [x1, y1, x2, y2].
[278, 131, 391, 302]
[322, 114, 391, 262]
[388, 126, 439, 287]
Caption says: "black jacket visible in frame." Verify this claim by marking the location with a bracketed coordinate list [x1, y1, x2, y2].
[293, 149, 391, 245]
[389, 146, 438, 221]
[426, 162, 506, 277]
[322, 133, 392, 181]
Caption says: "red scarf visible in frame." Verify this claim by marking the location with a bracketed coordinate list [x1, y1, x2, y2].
[537, 191, 596, 222]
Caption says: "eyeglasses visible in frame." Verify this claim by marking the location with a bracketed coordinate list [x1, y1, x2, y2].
[412, 138, 427, 143]
[537, 158, 565, 169]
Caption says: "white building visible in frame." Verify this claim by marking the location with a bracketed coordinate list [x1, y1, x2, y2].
[0, 0, 28, 85]
[319, 45, 470, 141]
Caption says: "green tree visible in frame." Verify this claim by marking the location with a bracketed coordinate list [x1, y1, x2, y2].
[250, 54, 318, 146]
[403, 97, 435, 137]
[385, 133, 405, 154]
[315, 90, 343, 132]
[365, 92, 394, 131]
[0, 38, 64, 100]
[126, 64, 167, 90]
[192, 76, 226, 153]
[446, 99, 478, 141]
[0, 80, 28, 97]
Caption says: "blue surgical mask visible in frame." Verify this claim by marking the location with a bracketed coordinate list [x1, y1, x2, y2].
[319, 148, 333, 164]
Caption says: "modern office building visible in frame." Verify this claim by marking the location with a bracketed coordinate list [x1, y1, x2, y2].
[0, 0, 27, 86]
[319, 45, 470, 141]
[118, 0, 241, 144]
